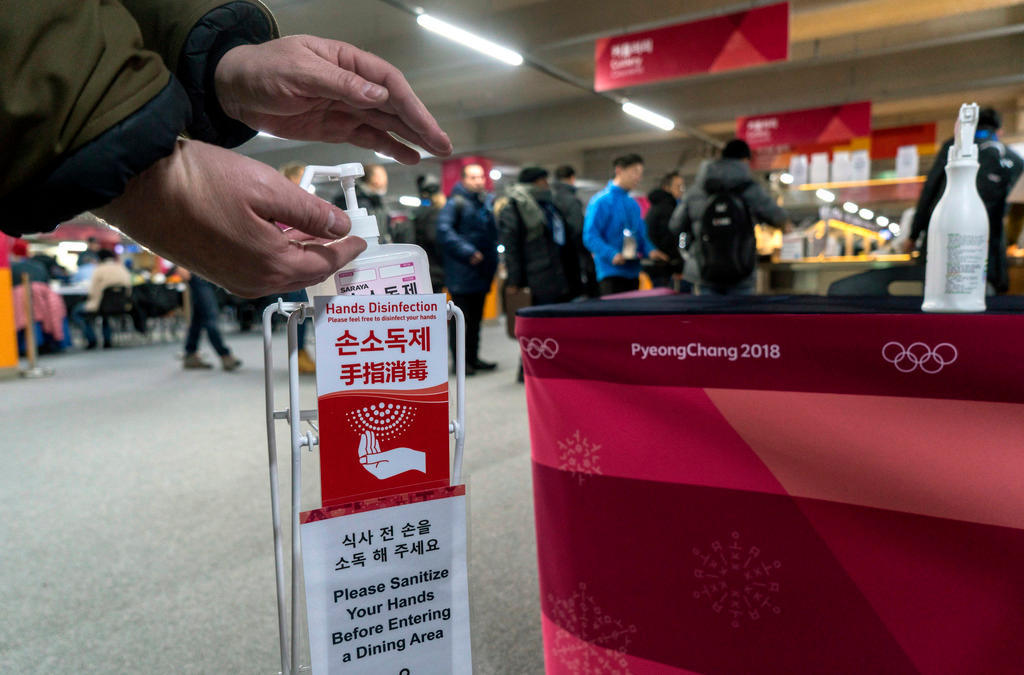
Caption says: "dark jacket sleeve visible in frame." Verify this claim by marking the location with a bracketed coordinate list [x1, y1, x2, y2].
[436, 198, 477, 262]
[0, 1, 278, 237]
[645, 202, 679, 256]
[121, 0, 278, 147]
[497, 202, 526, 287]
[668, 200, 691, 239]
[743, 183, 789, 228]
[910, 139, 954, 242]
[0, 2, 189, 236]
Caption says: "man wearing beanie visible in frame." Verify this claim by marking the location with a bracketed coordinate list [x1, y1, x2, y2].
[499, 166, 582, 306]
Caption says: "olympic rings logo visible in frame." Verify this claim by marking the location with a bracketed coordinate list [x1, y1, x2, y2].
[520, 337, 559, 360]
[882, 342, 958, 374]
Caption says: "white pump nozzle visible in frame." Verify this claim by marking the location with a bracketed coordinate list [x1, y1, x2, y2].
[297, 163, 380, 240]
[951, 103, 980, 161]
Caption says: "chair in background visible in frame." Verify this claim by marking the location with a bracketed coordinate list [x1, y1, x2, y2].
[827, 265, 925, 297]
[93, 285, 136, 345]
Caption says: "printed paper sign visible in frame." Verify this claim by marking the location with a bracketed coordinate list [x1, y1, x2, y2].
[302, 486, 471, 674]
[594, 3, 789, 92]
[315, 295, 449, 507]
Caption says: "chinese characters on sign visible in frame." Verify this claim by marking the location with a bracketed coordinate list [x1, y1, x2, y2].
[314, 295, 450, 507]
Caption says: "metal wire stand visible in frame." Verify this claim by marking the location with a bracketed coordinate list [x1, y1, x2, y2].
[262, 299, 467, 675]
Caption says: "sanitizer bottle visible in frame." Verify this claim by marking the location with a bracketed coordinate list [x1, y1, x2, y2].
[922, 103, 988, 313]
[302, 164, 433, 298]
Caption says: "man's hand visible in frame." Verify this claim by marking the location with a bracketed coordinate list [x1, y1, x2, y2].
[612, 253, 625, 266]
[95, 140, 366, 298]
[215, 36, 452, 164]
[649, 249, 670, 262]
[469, 251, 484, 265]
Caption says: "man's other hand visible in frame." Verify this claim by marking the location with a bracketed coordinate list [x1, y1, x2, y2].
[215, 36, 453, 164]
[95, 140, 367, 297]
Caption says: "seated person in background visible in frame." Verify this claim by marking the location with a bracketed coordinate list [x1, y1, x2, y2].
[70, 249, 132, 349]
[9, 239, 49, 285]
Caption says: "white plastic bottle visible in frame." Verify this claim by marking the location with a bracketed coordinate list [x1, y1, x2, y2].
[922, 103, 988, 313]
[302, 164, 433, 298]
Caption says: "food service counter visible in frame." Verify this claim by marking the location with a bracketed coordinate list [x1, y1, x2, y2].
[759, 255, 917, 295]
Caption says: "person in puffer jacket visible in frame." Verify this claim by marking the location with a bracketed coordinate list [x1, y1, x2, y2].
[1, 1, 452, 298]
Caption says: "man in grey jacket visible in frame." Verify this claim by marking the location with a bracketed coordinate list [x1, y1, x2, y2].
[670, 140, 789, 295]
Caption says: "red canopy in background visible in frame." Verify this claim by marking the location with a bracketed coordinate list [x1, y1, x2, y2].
[34, 220, 123, 248]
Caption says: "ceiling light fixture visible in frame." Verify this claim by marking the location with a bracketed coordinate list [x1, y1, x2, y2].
[779, 173, 795, 185]
[399, 196, 422, 207]
[876, 216, 890, 227]
[621, 102, 675, 131]
[843, 201, 859, 214]
[815, 189, 836, 203]
[489, 169, 502, 181]
[416, 14, 523, 66]
[859, 208, 874, 220]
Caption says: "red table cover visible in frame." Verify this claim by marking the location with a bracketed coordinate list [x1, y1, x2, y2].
[519, 296, 1024, 674]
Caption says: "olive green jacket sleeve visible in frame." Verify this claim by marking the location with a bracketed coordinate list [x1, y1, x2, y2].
[0, 1, 276, 237]
[121, 0, 278, 144]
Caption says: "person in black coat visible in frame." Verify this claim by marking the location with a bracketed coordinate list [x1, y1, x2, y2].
[499, 166, 582, 305]
[411, 174, 446, 291]
[437, 164, 498, 374]
[552, 165, 599, 297]
[644, 171, 685, 288]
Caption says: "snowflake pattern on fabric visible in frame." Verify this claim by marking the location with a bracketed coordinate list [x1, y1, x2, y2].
[557, 430, 602, 485]
[692, 531, 783, 629]
[548, 583, 636, 674]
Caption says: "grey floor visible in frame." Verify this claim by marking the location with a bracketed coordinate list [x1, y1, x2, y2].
[1, 320, 543, 674]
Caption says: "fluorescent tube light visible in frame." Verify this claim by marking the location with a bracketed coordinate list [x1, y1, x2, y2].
[621, 102, 675, 131]
[417, 14, 523, 66]
[399, 196, 422, 207]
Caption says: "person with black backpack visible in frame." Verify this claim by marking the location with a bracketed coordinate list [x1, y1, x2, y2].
[670, 140, 789, 295]
[905, 107, 1023, 293]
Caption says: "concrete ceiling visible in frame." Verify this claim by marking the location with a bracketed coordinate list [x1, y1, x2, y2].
[240, 0, 1024, 193]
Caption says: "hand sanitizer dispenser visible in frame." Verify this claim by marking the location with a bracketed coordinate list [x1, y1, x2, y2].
[302, 163, 433, 298]
[922, 104, 989, 313]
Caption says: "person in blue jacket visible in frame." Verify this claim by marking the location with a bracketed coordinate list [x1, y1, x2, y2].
[583, 154, 669, 295]
[437, 164, 499, 374]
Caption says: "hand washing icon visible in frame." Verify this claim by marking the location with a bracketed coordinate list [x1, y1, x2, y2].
[347, 402, 425, 480]
[357, 430, 426, 480]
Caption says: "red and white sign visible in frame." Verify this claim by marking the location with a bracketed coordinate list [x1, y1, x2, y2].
[594, 3, 789, 92]
[738, 101, 871, 149]
[315, 295, 450, 507]
[301, 486, 472, 674]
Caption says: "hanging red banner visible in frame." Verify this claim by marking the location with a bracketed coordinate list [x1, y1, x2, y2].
[594, 3, 789, 92]
[738, 101, 872, 149]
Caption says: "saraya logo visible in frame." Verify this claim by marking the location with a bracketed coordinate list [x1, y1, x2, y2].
[520, 337, 559, 360]
[882, 341, 958, 374]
